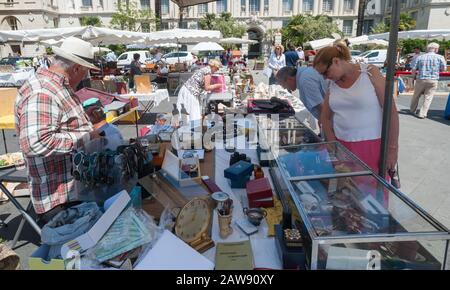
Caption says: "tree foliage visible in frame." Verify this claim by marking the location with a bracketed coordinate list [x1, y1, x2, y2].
[281, 15, 342, 47]
[370, 13, 416, 34]
[198, 12, 246, 38]
[110, 0, 156, 31]
[400, 39, 450, 55]
[80, 16, 102, 27]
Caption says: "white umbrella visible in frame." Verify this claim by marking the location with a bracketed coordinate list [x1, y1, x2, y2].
[347, 35, 389, 46]
[191, 41, 225, 52]
[219, 38, 257, 44]
[368, 29, 450, 41]
[305, 38, 335, 50]
[92, 46, 111, 53]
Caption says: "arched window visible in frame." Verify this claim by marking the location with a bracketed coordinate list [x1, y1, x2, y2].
[3, 16, 20, 30]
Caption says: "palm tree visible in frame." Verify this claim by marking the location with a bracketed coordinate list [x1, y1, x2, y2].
[356, 0, 366, 36]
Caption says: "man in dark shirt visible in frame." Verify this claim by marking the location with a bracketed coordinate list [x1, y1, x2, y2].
[129, 53, 142, 89]
[284, 43, 300, 68]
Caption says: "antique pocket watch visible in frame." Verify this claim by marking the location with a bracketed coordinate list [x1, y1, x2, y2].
[175, 197, 215, 252]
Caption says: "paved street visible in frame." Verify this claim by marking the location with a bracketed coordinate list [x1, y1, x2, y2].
[1, 69, 449, 269]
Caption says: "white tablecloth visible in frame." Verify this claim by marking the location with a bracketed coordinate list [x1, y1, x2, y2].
[115, 89, 169, 110]
[0, 69, 34, 86]
[201, 142, 283, 269]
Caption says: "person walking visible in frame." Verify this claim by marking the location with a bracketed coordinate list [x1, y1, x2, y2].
[409, 42, 447, 119]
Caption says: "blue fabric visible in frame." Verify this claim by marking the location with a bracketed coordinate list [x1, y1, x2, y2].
[398, 77, 405, 93]
[296, 67, 328, 119]
[41, 202, 103, 259]
[284, 51, 300, 68]
[445, 93, 450, 120]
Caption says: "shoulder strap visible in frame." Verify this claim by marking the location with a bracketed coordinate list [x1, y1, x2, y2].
[358, 63, 373, 77]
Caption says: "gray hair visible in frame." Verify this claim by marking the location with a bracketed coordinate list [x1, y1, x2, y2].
[427, 42, 439, 52]
[276, 66, 297, 81]
[52, 55, 77, 70]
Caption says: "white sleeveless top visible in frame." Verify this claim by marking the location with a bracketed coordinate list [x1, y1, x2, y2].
[329, 63, 382, 142]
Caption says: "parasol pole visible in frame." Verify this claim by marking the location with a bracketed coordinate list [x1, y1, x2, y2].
[379, 0, 400, 192]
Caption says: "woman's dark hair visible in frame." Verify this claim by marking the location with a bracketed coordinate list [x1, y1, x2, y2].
[133, 53, 140, 60]
[276, 66, 297, 81]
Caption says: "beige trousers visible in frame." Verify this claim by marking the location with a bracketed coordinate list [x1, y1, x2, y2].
[409, 79, 438, 117]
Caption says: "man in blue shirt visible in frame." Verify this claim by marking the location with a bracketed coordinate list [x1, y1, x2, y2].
[284, 43, 300, 68]
[410, 42, 447, 119]
[276, 66, 328, 120]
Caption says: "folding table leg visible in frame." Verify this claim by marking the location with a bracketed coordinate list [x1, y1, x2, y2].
[10, 201, 33, 249]
[2, 129, 7, 153]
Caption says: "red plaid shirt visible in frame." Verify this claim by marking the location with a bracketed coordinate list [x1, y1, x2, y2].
[15, 68, 93, 214]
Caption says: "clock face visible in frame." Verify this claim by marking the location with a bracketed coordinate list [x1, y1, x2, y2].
[175, 198, 211, 243]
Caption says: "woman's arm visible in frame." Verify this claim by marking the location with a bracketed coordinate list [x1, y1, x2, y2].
[367, 65, 399, 171]
[267, 53, 276, 70]
[320, 92, 336, 142]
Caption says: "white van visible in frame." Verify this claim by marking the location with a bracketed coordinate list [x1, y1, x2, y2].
[117, 50, 151, 69]
[355, 49, 387, 67]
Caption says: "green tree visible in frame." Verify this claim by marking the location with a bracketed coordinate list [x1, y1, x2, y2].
[370, 13, 416, 34]
[370, 22, 389, 34]
[198, 12, 245, 38]
[80, 16, 102, 27]
[110, 0, 156, 31]
[281, 15, 342, 47]
[398, 13, 416, 31]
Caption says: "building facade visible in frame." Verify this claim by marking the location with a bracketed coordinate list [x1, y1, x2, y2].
[1, 0, 449, 57]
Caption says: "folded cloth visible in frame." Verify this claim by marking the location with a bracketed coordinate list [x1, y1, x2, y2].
[41, 202, 103, 259]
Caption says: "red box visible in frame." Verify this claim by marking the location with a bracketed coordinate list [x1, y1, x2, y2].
[246, 178, 274, 208]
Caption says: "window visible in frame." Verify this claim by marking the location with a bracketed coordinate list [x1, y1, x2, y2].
[303, 0, 313, 12]
[140, 0, 150, 9]
[322, 0, 332, 12]
[141, 22, 150, 32]
[198, 3, 208, 15]
[161, 0, 169, 15]
[6, 16, 19, 30]
[400, 0, 407, 8]
[53, 18, 59, 28]
[343, 20, 353, 36]
[367, 52, 379, 58]
[161, 22, 169, 29]
[99, 0, 103, 7]
[410, 11, 418, 21]
[118, 54, 128, 60]
[344, 0, 353, 11]
[264, 0, 269, 14]
[362, 19, 374, 34]
[283, 0, 293, 13]
[241, 0, 246, 14]
[249, 0, 259, 14]
[82, 0, 93, 7]
[216, 0, 227, 13]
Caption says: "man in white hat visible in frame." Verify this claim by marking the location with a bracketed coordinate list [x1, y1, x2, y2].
[15, 37, 101, 224]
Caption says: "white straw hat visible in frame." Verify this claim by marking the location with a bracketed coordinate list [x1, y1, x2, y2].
[52, 37, 99, 70]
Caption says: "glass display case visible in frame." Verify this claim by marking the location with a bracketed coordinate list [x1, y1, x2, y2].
[270, 141, 450, 270]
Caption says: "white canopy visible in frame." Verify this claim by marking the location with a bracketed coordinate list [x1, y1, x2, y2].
[145, 29, 221, 45]
[368, 29, 450, 41]
[126, 43, 181, 49]
[191, 42, 224, 52]
[0, 26, 222, 46]
[305, 38, 336, 50]
[219, 38, 257, 45]
[347, 35, 389, 46]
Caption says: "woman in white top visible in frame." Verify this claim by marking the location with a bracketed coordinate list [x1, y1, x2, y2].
[313, 42, 399, 205]
[268, 44, 286, 85]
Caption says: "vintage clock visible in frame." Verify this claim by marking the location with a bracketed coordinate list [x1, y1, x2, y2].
[175, 197, 215, 253]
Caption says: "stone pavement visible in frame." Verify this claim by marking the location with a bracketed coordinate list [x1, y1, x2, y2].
[1, 68, 449, 269]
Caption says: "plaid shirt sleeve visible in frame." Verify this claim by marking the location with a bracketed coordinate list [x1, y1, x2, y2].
[18, 90, 79, 157]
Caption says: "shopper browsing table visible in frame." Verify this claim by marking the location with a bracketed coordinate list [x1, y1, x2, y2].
[313, 41, 399, 176]
[176, 59, 223, 123]
[15, 37, 101, 225]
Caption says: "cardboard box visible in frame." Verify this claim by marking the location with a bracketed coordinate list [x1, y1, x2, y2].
[29, 245, 65, 270]
[60, 190, 130, 259]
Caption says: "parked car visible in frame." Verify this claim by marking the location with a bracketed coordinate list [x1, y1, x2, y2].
[354, 49, 387, 67]
[116, 50, 151, 70]
[157, 51, 195, 65]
